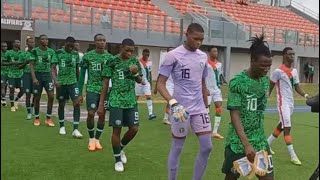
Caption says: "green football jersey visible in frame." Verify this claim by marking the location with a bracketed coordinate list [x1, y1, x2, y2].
[5, 50, 23, 78]
[1, 51, 8, 76]
[51, 49, 80, 85]
[225, 71, 269, 154]
[81, 50, 113, 94]
[103, 55, 142, 109]
[19, 50, 33, 73]
[30, 47, 55, 73]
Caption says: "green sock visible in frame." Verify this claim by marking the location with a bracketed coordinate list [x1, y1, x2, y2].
[73, 106, 80, 130]
[120, 137, 130, 150]
[59, 119, 64, 127]
[94, 121, 105, 140]
[87, 120, 95, 138]
[113, 146, 121, 162]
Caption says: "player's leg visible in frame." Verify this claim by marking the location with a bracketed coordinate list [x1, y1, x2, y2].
[1, 75, 8, 106]
[8, 78, 16, 112]
[32, 73, 43, 126]
[56, 86, 67, 134]
[69, 84, 82, 138]
[94, 93, 105, 149]
[86, 92, 98, 151]
[43, 74, 55, 127]
[14, 78, 24, 109]
[267, 122, 283, 154]
[168, 115, 189, 179]
[120, 105, 140, 164]
[109, 106, 124, 172]
[145, 82, 156, 120]
[212, 90, 224, 139]
[192, 114, 213, 179]
[222, 145, 244, 180]
[23, 73, 33, 120]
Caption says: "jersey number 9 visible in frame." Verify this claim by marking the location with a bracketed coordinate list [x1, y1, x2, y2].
[118, 71, 124, 80]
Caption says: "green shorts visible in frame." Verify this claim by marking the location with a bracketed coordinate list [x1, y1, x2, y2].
[56, 83, 79, 101]
[86, 91, 108, 111]
[1, 75, 8, 85]
[221, 145, 274, 178]
[33, 72, 54, 96]
[109, 105, 139, 128]
[8, 77, 22, 88]
[22, 73, 33, 95]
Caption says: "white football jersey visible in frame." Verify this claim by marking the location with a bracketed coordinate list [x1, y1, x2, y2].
[271, 65, 299, 106]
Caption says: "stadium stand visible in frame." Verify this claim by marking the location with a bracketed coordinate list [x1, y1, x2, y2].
[1, 0, 318, 46]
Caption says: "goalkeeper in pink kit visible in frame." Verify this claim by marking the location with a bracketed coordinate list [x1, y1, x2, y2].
[157, 23, 212, 180]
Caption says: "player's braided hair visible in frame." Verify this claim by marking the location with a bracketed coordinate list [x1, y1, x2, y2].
[248, 34, 272, 60]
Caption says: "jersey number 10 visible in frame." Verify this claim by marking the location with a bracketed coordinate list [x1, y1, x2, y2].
[247, 98, 257, 111]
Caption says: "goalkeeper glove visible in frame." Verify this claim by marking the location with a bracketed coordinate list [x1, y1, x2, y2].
[169, 99, 189, 122]
[253, 150, 272, 177]
[233, 156, 256, 179]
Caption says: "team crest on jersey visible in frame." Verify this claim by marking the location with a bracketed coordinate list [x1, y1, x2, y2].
[34, 89, 38, 94]
[200, 62, 204, 68]
[59, 96, 64, 100]
[91, 103, 96, 109]
[115, 120, 121, 125]
[26, 89, 30, 93]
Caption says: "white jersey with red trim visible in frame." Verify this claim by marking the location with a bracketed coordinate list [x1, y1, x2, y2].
[206, 63, 220, 93]
[271, 67, 299, 107]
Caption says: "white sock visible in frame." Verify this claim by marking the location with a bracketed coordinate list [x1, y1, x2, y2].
[146, 99, 153, 115]
[267, 134, 277, 145]
[287, 144, 297, 158]
[163, 113, 169, 121]
[213, 116, 221, 134]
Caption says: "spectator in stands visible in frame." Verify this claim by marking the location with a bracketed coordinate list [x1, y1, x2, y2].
[308, 62, 315, 84]
[303, 62, 310, 83]
[100, 11, 111, 29]
[237, 0, 248, 5]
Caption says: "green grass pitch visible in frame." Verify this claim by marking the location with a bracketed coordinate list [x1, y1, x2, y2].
[1, 102, 318, 180]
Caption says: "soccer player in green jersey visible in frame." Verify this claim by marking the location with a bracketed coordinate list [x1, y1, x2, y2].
[98, 38, 143, 172]
[1, 41, 8, 106]
[222, 34, 274, 180]
[29, 34, 55, 127]
[18, 37, 35, 120]
[3, 40, 24, 112]
[78, 34, 114, 151]
[51, 36, 83, 138]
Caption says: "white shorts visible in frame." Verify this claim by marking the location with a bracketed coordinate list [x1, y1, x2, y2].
[166, 84, 174, 96]
[208, 89, 223, 105]
[278, 105, 293, 128]
[135, 82, 151, 96]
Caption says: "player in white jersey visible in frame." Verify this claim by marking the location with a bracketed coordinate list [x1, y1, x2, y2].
[206, 46, 224, 139]
[135, 49, 156, 120]
[154, 47, 175, 125]
[267, 47, 309, 166]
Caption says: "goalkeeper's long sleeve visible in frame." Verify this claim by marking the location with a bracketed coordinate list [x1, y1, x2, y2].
[78, 67, 87, 96]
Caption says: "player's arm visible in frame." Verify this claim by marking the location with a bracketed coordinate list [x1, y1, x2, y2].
[293, 70, 309, 98]
[78, 55, 88, 97]
[133, 59, 143, 84]
[269, 80, 276, 96]
[202, 78, 209, 108]
[230, 109, 255, 162]
[149, 71, 152, 90]
[153, 75, 159, 95]
[97, 61, 111, 116]
[157, 74, 171, 101]
[269, 70, 279, 96]
[51, 54, 59, 87]
[2, 53, 16, 66]
[76, 53, 80, 81]
[294, 84, 308, 98]
[227, 80, 255, 162]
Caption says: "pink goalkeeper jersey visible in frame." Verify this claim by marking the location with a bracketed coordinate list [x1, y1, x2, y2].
[159, 45, 208, 115]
